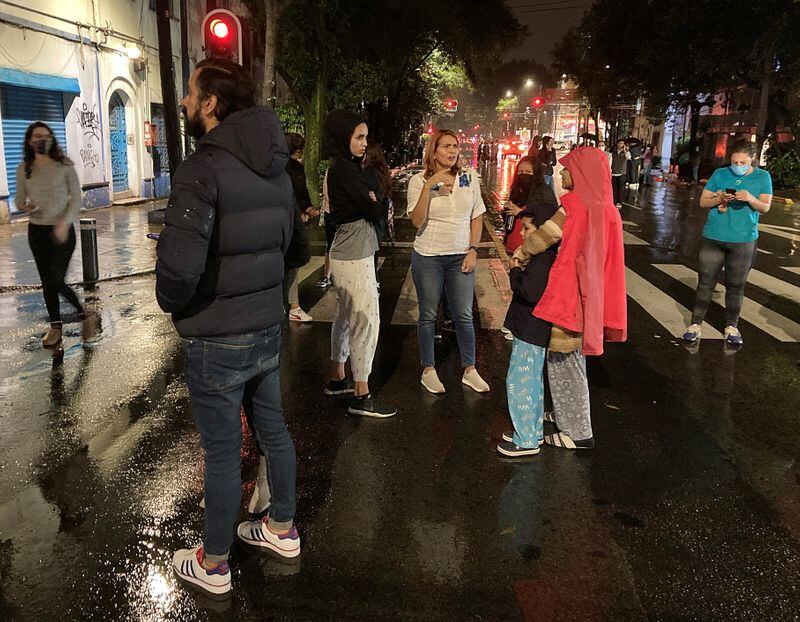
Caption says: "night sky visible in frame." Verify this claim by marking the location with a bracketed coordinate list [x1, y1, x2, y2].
[506, 0, 595, 65]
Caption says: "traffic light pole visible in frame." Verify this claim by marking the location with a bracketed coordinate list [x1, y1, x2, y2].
[155, 0, 183, 175]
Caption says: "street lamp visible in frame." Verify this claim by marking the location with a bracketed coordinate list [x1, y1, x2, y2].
[505, 90, 513, 98]
[525, 79, 534, 88]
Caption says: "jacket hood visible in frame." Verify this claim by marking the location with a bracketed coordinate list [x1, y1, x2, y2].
[559, 146, 613, 212]
[200, 107, 289, 178]
[324, 110, 367, 159]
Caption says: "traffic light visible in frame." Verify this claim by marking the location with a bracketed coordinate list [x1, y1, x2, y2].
[444, 98, 458, 112]
[531, 97, 546, 109]
[502, 111, 511, 120]
[202, 9, 242, 64]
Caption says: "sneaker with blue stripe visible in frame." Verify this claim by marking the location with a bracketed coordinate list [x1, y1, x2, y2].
[237, 516, 301, 559]
[171, 546, 231, 598]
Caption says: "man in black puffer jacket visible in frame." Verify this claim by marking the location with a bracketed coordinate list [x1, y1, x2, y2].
[156, 58, 300, 599]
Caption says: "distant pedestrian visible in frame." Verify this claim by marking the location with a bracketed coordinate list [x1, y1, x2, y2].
[527, 135, 542, 159]
[157, 58, 299, 599]
[610, 139, 631, 207]
[407, 129, 490, 395]
[362, 139, 393, 285]
[323, 111, 396, 418]
[538, 136, 557, 186]
[682, 140, 773, 347]
[628, 141, 642, 189]
[15, 121, 93, 348]
[691, 148, 702, 184]
[284, 132, 317, 322]
[642, 144, 655, 186]
[315, 168, 334, 289]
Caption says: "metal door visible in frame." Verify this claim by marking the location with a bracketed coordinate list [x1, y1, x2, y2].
[109, 92, 128, 193]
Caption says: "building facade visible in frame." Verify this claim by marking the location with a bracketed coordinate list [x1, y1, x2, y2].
[0, 0, 183, 215]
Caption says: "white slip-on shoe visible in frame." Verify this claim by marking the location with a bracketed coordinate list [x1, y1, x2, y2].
[421, 369, 446, 394]
[462, 368, 490, 393]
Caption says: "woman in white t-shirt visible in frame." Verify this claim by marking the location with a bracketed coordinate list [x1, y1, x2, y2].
[407, 130, 490, 394]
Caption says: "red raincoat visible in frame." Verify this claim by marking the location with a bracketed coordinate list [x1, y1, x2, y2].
[533, 147, 627, 355]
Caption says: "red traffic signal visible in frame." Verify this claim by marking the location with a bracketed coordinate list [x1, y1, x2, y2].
[202, 9, 242, 64]
[531, 97, 546, 109]
[444, 98, 458, 112]
[502, 111, 511, 120]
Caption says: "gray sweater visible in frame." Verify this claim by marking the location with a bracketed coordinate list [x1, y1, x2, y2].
[15, 159, 81, 225]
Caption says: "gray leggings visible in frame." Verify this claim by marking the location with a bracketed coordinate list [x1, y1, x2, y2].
[548, 350, 592, 441]
[691, 237, 756, 327]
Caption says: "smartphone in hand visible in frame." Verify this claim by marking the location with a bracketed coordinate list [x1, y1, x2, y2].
[146, 233, 160, 240]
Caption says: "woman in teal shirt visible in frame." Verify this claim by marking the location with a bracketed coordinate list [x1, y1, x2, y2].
[683, 139, 773, 346]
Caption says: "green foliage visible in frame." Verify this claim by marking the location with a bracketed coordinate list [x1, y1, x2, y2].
[766, 147, 800, 190]
[495, 96, 519, 113]
[275, 103, 305, 134]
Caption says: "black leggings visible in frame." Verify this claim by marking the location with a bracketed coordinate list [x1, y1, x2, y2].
[28, 223, 84, 323]
[691, 237, 756, 327]
[612, 174, 627, 205]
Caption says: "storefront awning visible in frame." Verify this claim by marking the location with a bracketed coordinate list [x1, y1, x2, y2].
[0, 67, 80, 94]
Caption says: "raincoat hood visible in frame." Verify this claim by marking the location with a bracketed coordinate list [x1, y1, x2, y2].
[558, 146, 613, 213]
[324, 110, 367, 160]
[200, 106, 289, 179]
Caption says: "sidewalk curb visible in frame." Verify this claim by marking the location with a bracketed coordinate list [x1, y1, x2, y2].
[0, 269, 155, 294]
[773, 196, 796, 206]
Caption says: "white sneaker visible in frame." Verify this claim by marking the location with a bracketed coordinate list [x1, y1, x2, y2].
[462, 368, 490, 393]
[500, 327, 511, 335]
[247, 455, 271, 514]
[682, 323, 702, 343]
[288, 307, 313, 322]
[724, 325, 743, 346]
[421, 369, 446, 394]
[172, 546, 231, 598]
[237, 516, 301, 559]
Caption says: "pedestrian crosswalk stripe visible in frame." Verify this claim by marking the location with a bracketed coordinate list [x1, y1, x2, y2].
[391, 267, 418, 326]
[623, 231, 649, 246]
[625, 267, 724, 339]
[296, 256, 325, 283]
[475, 259, 512, 330]
[759, 224, 800, 242]
[308, 258, 385, 323]
[746, 269, 800, 305]
[782, 267, 800, 276]
[653, 264, 800, 342]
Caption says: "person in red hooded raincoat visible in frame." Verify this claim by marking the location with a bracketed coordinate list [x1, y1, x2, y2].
[512, 146, 627, 449]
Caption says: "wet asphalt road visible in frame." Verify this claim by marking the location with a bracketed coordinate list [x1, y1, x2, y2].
[1, 162, 799, 621]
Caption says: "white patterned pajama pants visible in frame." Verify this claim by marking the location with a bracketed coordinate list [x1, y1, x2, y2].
[506, 338, 546, 448]
[330, 256, 380, 382]
[547, 350, 593, 441]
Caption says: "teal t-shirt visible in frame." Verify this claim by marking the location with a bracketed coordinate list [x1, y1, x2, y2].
[703, 166, 773, 243]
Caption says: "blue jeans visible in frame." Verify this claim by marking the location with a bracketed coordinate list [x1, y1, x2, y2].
[506, 338, 545, 448]
[411, 251, 476, 368]
[182, 324, 296, 562]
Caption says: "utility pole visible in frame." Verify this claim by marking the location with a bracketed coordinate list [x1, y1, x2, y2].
[155, 0, 182, 174]
[180, 0, 191, 157]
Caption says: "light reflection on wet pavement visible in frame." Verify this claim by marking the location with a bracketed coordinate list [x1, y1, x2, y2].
[0, 169, 798, 620]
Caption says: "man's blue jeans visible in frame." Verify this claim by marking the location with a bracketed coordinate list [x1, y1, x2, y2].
[182, 324, 296, 562]
[411, 251, 476, 368]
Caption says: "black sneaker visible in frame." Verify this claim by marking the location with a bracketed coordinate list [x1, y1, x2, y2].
[347, 394, 397, 418]
[496, 440, 540, 457]
[324, 379, 355, 396]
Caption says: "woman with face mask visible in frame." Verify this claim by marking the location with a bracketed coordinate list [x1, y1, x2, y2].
[504, 156, 557, 253]
[15, 121, 90, 348]
[683, 139, 773, 347]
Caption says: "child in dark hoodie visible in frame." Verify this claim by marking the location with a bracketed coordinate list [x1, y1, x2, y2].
[497, 197, 560, 458]
[323, 111, 396, 418]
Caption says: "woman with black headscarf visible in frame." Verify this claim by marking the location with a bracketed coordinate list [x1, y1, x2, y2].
[322, 111, 396, 418]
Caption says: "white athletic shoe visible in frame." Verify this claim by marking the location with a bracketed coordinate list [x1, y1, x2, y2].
[172, 546, 231, 598]
[421, 369, 446, 394]
[462, 368, 490, 393]
[237, 516, 301, 559]
[288, 307, 313, 322]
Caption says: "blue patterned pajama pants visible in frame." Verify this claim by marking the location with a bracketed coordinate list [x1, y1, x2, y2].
[506, 338, 546, 448]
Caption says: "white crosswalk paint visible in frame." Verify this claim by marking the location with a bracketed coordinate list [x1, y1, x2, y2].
[474, 259, 512, 330]
[391, 268, 419, 326]
[623, 231, 650, 246]
[759, 224, 800, 242]
[653, 264, 800, 342]
[308, 258, 385, 323]
[746, 269, 800, 305]
[625, 268, 723, 339]
[781, 266, 800, 276]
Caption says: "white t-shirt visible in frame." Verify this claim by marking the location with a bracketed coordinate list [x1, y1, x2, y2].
[406, 169, 486, 256]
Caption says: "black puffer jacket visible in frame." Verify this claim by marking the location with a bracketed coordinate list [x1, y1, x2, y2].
[156, 107, 293, 337]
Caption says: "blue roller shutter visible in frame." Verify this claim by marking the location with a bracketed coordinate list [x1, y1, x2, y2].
[1, 85, 68, 211]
